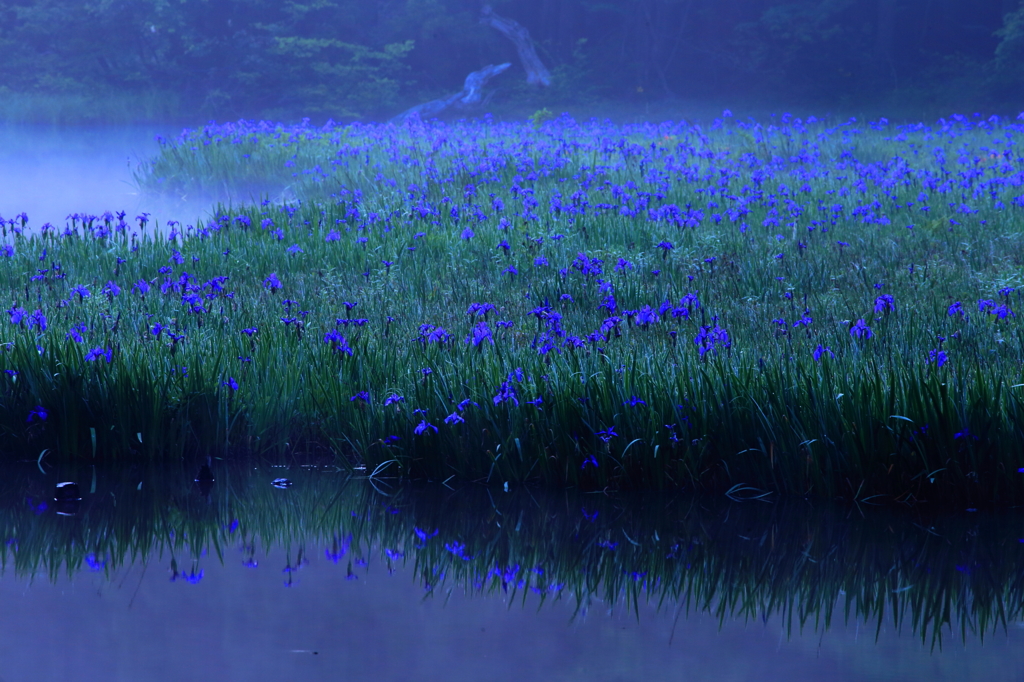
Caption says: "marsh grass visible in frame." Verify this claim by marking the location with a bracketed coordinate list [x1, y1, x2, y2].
[2, 463, 1023, 648]
[1, 113, 1022, 502]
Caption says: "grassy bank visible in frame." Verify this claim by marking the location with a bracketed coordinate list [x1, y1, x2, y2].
[1, 113, 1023, 502]
[3, 463, 1024, 647]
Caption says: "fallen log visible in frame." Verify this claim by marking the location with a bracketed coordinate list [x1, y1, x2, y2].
[390, 62, 511, 123]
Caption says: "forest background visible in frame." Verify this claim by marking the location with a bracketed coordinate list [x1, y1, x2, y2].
[2, 0, 1024, 124]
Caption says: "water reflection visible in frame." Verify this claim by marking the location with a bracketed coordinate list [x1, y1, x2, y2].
[1, 462, 1022, 681]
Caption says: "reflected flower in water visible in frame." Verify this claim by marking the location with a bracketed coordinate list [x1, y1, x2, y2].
[326, 534, 352, 563]
[445, 541, 472, 560]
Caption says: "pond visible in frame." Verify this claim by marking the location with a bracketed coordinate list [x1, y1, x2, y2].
[0, 462, 1021, 682]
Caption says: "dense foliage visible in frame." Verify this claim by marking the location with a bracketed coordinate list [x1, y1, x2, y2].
[0, 114, 1022, 503]
[2, 0, 1024, 122]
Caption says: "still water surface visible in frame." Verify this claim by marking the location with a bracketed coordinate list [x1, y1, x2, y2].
[0, 464, 1021, 682]
[1, 547, 1019, 682]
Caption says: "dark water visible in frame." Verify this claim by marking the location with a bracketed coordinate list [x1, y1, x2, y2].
[1, 463, 1022, 681]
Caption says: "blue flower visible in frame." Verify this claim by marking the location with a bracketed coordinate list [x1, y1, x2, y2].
[849, 319, 873, 340]
[813, 344, 834, 361]
[323, 329, 353, 355]
[6, 306, 26, 325]
[223, 377, 239, 391]
[466, 302, 495, 317]
[28, 310, 47, 331]
[493, 380, 518, 406]
[84, 347, 112, 363]
[414, 420, 438, 435]
[65, 323, 87, 343]
[26, 406, 48, 423]
[635, 305, 658, 327]
[466, 321, 494, 347]
[263, 273, 282, 291]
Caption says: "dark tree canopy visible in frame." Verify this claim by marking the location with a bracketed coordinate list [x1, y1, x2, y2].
[0, 0, 1021, 122]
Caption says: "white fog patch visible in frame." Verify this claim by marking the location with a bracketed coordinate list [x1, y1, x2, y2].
[0, 125, 214, 233]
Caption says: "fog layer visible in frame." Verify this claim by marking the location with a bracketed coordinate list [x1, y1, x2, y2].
[0, 126, 211, 232]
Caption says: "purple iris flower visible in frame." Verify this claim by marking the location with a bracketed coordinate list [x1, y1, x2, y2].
[84, 347, 112, 363]
[874, 294, 894, 313]
[263, 273, 283, 291]
[466, 321, 494, 347]
[324, 329, 353, 355]
[26, 406, 48, 423]
[414, 420, 438, 435]
[813, 345, 834, 361]
[849, 319, 873, 339]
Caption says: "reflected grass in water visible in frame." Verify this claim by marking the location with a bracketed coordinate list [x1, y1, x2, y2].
[2, 462, 1022, 648]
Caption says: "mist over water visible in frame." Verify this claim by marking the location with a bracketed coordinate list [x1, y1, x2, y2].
[0, 126, 213, 233]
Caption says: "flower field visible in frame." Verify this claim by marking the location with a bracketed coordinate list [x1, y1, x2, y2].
[2, 112, 1023, 502]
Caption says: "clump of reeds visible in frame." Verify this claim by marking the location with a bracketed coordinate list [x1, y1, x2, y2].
[0, 113, 1021, 503]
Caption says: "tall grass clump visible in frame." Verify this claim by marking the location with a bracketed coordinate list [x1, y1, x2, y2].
[1, 112, 1023, 503]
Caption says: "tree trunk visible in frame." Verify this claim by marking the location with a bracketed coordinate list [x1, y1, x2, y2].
[480, 5, 552, 87]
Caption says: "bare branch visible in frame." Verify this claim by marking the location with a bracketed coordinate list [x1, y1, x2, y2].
[480, 5, 551, 87]
[391, 62, 511, 123]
